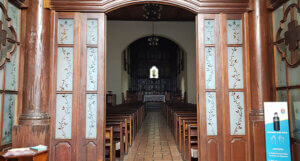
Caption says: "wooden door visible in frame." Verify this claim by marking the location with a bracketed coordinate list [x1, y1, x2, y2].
[196, 13, 251, 161]
[49, 12, 106, 161]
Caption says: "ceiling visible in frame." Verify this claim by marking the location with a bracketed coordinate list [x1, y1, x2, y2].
[107, 4, 195, 21]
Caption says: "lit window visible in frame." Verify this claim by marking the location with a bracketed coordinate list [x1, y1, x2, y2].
[150, 66, 159, 79]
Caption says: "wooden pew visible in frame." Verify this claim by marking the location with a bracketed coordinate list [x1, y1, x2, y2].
[182, 120, 197, 160]
[175, 113, 197, 145]
[163, 103, 198, 161]
[188, 124, 198, 161]
[106, 103, 146, 161]
[106, 122, 124, 160]
[105, 127, 115, 161]
[106, 117, 129, 153]
[179, 117, 197, 153]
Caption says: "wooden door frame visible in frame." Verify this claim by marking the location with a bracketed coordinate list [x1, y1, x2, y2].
[48, 1, 251, 161]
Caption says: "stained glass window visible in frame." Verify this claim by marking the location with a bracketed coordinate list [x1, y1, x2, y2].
[150, 66, 159, 79]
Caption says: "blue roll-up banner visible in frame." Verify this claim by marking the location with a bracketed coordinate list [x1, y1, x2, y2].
[264, 102, 291, 161]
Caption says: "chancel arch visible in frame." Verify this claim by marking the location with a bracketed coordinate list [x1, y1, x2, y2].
[119, 36, 188, 101]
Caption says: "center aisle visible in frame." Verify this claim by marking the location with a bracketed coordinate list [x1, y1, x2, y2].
[124, 110, 183, 161]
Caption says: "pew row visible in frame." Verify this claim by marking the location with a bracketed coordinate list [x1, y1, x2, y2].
[105, 104, 146, 161]
[163, 103, 198, 161]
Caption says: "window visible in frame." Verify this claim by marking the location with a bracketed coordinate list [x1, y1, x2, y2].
[0, 0, 20, 145]
[273, 0, 300, 139]
[150, 66, 159, 79]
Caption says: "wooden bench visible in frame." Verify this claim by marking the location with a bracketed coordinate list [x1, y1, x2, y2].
[182, 119, 197, 160]
[105, 127, 115, 161]
[106, 103, 146, 161]
[106, 121, 125, 160]
[163, 104, 198, 161]
[188, 124, 198, 161]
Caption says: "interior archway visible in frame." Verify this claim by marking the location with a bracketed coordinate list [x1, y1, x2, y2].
[118, 36, 188, 103]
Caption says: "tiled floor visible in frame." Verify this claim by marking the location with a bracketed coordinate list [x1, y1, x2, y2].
[124, 110, 183, 161]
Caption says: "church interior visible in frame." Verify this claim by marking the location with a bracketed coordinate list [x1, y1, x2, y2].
[0, 0, 299, 161]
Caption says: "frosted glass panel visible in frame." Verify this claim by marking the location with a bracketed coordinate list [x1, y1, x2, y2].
[206, 92, 217, 136]
[228, 47, 244, 89]
[290, 89, 300, 138]
[87, 20, 98, 45]
[227, 20, 242, 44]
[273, 6, 283, 38]
[288, 65, 300, 86]
[5, 49, 19, 90]
[8, 2, 20, 39]
[205, 47, 215, 89]
[55, 94, 72, 139]
[87, 48, 98, 91]
[275, 49, 287, 87]
[2, 94, 17, 144]
[0, 69, 3, 90]
[277, 90, 288, 102]
[204, 20, 215, 44]
[229, 92, 245, 135]
[58, 19, 74, 44]
[86, 94, 98, 139]
[57, 47, 73, 91]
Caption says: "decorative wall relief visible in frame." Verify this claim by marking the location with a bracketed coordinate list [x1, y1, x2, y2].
[205, 47, 215, 89]
[229, 92, 245, 135]
[228, 47, 244, 89]
[58, 19, 74, 44]
[87, 48, 97, 91]
[275, 4, 300, 67]
[55, 94, 72, 139]
[57, 47, 73, 91]
[0, 1, 19, 69]
[87, 20, 98, 45]
[227, 20, 242, 44]
[206, 92, 217, 136]
[204, 20, 215, 44]
[86, 94, 97, 139]
[2, 94, 16, 144]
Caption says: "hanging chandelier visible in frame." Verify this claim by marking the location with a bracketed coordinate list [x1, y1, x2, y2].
[148, 22, 159, 46]
[143, 3, 162, 47]
[143, 3, 162, 21]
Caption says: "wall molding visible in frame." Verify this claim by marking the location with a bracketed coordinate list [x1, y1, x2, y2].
[48, 0, 249, 13]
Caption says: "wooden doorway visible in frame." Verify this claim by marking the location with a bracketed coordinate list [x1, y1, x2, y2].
[49, 12, 106, 161]
[49, 3, 251, 161]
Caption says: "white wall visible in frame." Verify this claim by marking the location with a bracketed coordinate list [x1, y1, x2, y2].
[107, 21, 196, 104]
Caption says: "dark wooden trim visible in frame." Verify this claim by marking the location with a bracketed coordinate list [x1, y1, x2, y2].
[0, 143, 12, 152]
[276, 85, 300, 90]
[8, 0, 27, 8]
[267, 0, 289, 10]
[48, 0, 249, 13]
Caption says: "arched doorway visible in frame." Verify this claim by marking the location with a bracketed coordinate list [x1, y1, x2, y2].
[118, 36, 189, 105]
[48, 1, 251, 161]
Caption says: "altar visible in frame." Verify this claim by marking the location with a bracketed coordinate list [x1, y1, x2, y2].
[143, 95, 165, 102]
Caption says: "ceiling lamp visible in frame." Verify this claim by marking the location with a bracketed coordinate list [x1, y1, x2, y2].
[148, 22, 159, 46]
[143, 3, 162, 21]
[143, 4, 162, 47]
